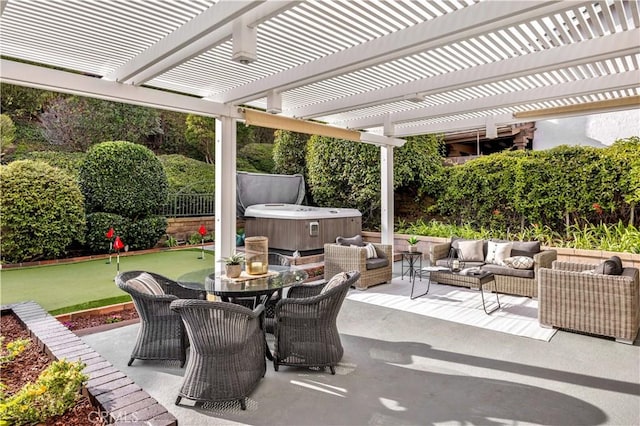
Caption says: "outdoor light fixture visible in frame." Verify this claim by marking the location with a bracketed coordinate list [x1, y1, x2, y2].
[403, 93, 426, 103]
[485, 116, 497, 139]
[232, 19, 257, 65]
[266, 90, 282, 114]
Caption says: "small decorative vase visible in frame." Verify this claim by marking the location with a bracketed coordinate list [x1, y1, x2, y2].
[225, 264, 242, 278]
[408, 245, 416, 253]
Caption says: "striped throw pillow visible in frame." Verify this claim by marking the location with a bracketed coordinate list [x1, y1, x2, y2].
[126, 272, 165, 295]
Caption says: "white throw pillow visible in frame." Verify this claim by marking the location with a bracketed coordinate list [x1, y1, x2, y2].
[485, 241, 512, 265]
[456, 240, 484, 262]
[502, 256, 534, 270]
[365, 243, 378, 259]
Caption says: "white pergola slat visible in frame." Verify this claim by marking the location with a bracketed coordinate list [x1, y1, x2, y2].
[1, 0, 639, 259]
[2, 0, 636, 135]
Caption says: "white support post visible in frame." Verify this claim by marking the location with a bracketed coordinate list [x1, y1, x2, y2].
[215, 116, 237, 267]
[380, 145, 394, 250]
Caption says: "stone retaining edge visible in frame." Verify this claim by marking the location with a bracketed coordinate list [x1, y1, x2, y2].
[1, 301, 178, 426]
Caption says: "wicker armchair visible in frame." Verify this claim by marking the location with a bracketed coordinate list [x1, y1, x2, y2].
[324, 243, 392, 290]
[538, 261, 640, 344]
[115, 271, 205, 367]
[272, 271, 360, 374]
[170, 300, 266, 410]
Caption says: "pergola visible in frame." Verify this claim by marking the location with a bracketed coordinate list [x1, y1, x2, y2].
[1, 0, 639, 260]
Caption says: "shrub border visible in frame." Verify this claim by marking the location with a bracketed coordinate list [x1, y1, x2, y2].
[1, 301, 177, 425]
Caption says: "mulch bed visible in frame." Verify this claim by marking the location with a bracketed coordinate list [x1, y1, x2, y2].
[1, 313, 106, 426]
[60, 308, 139, 331]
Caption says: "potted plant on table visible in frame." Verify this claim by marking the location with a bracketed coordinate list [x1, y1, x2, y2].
[220, 251, 245, 278]
[407, 236, 419, 252]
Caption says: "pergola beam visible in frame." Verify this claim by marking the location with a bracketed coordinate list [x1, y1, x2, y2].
[513, 95, 640, 120]
[1, 59, 237, 118]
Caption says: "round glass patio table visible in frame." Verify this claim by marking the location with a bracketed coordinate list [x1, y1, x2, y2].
[177, 265, 308, 305]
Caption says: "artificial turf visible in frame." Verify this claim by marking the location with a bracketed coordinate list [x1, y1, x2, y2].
[1, 248, 215, 314]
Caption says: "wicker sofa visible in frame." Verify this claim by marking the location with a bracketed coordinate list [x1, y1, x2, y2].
[324, 237, 392, 290]
[538, 260, 640, 344]
[429, 238, 557, 297]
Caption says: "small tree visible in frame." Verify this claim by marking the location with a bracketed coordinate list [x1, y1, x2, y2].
[40, 96, 162, 152]
[185, 114, 215, 163]
[0, 114, 16, 159]
[0, 160, 86, 263]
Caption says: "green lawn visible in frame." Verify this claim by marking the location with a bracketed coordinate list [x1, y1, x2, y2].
[1, 248, 214, 314]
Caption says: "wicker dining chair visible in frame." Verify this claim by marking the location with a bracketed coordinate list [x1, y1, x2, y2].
[115, 271, 205, 367]
[170, 299, 266, 410]
[272, 270, 360, 374]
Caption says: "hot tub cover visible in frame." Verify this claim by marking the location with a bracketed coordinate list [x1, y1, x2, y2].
[244, 204, 361, 219]
[237, 172, 306, 216]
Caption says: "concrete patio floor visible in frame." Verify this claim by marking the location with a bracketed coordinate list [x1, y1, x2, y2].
[82, 266, 640, 426]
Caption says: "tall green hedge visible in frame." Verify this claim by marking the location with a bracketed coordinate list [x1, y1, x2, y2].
[0, 160, 86, 263]
[436, 137, 640, 232]
[273, 130, 309, 176]
[306, 134, 444, 227]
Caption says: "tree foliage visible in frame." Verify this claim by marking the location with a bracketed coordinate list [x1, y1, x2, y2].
[0, 83, 57, 121]
[184, 114, 215, 163]
[238, 143, 274, 173]
[79, 141, 168, 218]
[0, 114, 17, 159]
[40, 96, 162, 151]
[0, 160, 86, 263]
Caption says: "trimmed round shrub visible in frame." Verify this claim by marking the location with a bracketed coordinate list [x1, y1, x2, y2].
[84, 212, 129, 253]
[86, 213, 167, 253]
[79, 141, 168, 217]
[0, 160, 86, 263]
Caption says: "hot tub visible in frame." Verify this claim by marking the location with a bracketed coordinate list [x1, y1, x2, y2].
[243, 203, 362, 254]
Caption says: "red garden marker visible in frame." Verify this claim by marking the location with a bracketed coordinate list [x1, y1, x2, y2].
[198, 225, 207, 259]
[113, 236, 125, 276]
[105, 227, 115, 264]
